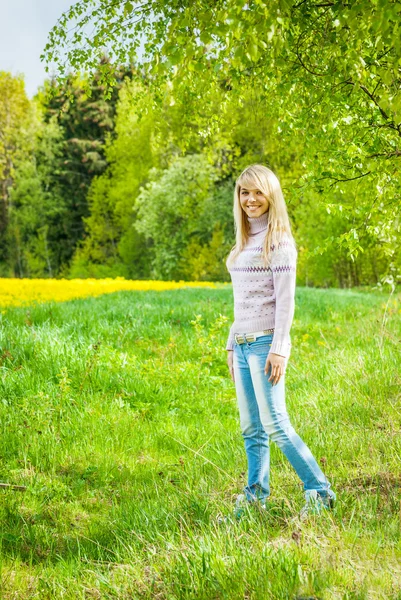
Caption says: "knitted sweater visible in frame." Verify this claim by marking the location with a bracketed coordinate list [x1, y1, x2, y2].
[225, 211, 297, 358]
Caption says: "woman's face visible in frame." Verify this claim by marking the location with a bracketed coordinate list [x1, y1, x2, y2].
[239, 186, 269, 218]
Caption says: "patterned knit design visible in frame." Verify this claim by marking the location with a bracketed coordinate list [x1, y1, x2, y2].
[230, 266, 271, 273]
[226, 211, 297, 359]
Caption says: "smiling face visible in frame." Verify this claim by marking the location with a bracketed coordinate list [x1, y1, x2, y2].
[239, 186, 270, 218]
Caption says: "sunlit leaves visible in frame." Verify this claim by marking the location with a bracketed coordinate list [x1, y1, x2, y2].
[40, 0, 401, 282]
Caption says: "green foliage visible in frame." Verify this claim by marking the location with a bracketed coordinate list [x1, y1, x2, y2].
[3, 3, 401, 286]
[293, 189, 401, 288]
[178, 226, 229, 282]
[7, 117, 65, 277]
[69, 79, 158, 279]
[190, 311, 230, 375]
[35, 61, 131, 270]
[0, 72, 34, 267]
[1, 61, 398, 287]
[133, 154, 222, 280]
[42, 0, 401, 286]
[0, 64, 136, 278]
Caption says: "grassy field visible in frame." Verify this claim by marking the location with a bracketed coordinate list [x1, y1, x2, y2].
[0, 284, 400, 599]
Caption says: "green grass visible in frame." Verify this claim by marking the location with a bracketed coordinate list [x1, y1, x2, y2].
[0, 285, 400, 599]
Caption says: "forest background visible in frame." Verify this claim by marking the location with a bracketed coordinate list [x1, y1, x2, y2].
[1, 0, 401, 290]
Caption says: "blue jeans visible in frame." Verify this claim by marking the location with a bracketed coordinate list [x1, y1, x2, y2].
[233, 333, 336, 504]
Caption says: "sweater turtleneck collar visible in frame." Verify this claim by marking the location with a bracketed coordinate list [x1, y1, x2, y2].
[247, 210, 269, 235]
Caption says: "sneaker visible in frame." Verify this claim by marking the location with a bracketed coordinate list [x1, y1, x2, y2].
[234, 493, 267, 520]
[234, 493, 248, 520]
[216, 493, 268, 524]
[299, 489, 335, 520]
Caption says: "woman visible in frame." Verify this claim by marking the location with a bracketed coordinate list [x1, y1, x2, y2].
[225, 164, 336, 520]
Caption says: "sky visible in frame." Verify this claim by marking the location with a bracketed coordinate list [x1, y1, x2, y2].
[0, 0, 76, 98]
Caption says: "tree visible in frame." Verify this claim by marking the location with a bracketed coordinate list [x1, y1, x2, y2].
[133, 154, 219, 280]
[69, 78, 161, 278]
[0, 72, 33, 267]
[7, 117, 65, 277]
[44, 0, 401, 287]
[36, 60, 132, 271]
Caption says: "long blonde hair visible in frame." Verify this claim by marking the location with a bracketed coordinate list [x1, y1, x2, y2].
[226, 164, 297, 269]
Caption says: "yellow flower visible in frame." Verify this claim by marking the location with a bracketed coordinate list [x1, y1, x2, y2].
[0, 278, 218, 308]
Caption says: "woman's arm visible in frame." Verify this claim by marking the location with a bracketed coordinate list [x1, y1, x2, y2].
[269, 235, 297, 358]
[225, 322, 235, 351]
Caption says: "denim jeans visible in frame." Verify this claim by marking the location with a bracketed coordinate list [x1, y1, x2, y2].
[233, 333, 336, 504]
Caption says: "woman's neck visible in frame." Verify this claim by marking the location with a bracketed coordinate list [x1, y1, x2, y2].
[247, 210, 269, 235]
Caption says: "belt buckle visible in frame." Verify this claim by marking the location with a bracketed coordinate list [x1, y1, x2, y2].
[235, 332, 257, 344]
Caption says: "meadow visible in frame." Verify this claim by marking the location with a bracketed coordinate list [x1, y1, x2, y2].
[0, 283, 400, 599]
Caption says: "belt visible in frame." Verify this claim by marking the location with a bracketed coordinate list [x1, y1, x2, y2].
[234, 328, 275, 344]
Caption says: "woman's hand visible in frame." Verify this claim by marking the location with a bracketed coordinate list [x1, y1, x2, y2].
[227, 350, 235, 382]
[265, 352, 285, 385]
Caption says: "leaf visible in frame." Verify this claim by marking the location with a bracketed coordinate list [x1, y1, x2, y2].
[124, 1, 134, 16]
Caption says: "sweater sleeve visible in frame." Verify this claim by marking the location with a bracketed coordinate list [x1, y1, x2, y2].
[225, 322, 235, 351]
[269, 236, 297, 358]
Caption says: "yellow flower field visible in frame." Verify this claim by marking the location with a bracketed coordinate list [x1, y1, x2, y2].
[0, 277, 225, 308]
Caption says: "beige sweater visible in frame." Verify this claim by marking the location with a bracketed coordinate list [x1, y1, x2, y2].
[225, 211, 297, 358]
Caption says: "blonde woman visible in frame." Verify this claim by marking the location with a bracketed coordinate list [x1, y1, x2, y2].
[225, 164, 336, 519]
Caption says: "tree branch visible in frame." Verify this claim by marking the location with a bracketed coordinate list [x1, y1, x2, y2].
[317, 171, 372, 188]
[367, 150, 401, 159]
